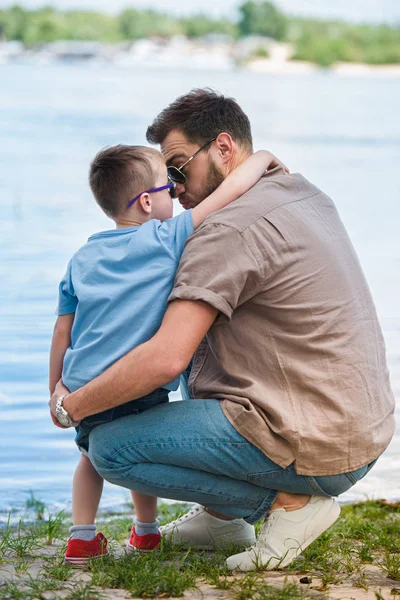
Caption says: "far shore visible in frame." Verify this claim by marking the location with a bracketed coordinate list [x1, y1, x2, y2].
[2, 55, 400, 79]
[2, 37, 400, 79]
[246, 58, 400, 78]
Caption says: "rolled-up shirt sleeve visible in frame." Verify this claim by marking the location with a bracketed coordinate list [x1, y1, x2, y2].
[168, 222, 261, 319]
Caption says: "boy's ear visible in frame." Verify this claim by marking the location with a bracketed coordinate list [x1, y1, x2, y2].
[138, 193, 152, 214]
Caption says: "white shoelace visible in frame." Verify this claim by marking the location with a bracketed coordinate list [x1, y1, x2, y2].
[255, 514, 275, 548]
[168, 505, 202, 526]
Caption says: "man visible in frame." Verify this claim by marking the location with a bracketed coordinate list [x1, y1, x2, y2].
[51, 89, 395, 571]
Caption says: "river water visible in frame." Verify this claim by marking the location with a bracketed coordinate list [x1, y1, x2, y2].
[0, 62, 399, 521]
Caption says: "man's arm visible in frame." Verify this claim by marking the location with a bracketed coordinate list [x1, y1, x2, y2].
[51, 300, 217, 423]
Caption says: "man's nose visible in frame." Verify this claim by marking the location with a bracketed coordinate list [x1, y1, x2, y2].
[175, 183, 186, 197]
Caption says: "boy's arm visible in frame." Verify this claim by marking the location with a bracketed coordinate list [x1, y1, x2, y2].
[191, 150, 285, 229]
[49, 313, 74, 395]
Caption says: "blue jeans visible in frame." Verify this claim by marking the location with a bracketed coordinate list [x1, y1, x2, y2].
[76, 388, 169, 453]
[89, 396, 377, 524]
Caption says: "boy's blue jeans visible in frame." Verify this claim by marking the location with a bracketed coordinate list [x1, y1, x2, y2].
[76, 388, 168, 453]
[89, 379, 377, 524]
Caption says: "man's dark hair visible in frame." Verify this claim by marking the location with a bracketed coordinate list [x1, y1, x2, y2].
[146, 88, 253, 151]
[89, 145, 163, 218]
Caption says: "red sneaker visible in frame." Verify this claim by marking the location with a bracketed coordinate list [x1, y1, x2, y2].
[127, 526, 161, 552]
[65, 532, 108, 566]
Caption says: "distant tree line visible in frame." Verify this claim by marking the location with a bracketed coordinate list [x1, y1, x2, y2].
[289, 18, 400, 66]
[1, 2, 399, 65]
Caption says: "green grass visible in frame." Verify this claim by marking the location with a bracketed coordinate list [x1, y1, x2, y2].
[36, 510, 66, 545]
[25, 491, 46, 521]
[382, 551, 400, 581]
[66, 581, 104, 599]
[0, 499, 399, 600]
[234, 578, 325, 600]
[41, 553, 73, 580]
[2, 519, 42, 559]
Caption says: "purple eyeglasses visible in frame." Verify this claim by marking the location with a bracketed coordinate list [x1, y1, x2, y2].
[127, 182, 177, 209]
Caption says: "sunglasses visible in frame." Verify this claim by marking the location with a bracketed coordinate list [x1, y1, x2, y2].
[127, 181, 177, 209]
[167, 137, 217, 185]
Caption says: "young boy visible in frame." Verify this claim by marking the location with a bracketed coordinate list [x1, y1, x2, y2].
[49, 143, 281, 565]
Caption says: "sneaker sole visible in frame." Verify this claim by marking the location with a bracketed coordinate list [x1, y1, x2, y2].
[161, 536, 257, 551]
[64, 552, 109, 567]
[126, 541, 159, 553]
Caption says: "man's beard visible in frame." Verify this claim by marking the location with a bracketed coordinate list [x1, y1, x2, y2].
[199, 157, 225, 201]
[181, 157, 225, 209]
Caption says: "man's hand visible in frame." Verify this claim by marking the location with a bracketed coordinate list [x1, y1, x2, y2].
[54, 300, 217, 421]
[49, 379, 74, 429]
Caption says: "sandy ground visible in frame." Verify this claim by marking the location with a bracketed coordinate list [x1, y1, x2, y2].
[1, 543, 399, 600]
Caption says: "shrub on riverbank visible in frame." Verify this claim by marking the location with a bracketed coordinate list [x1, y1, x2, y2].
[290, 22, 400, 66]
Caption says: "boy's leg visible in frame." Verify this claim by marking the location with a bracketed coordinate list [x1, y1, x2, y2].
[72, 454, 104, 527]
[130, 491, 158, 524]
[65, 454, 108, 565]
[128, 491, 161, 551]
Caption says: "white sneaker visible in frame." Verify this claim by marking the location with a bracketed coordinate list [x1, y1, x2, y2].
[226, 496, 340, 572]
[160, 505, 256, 550]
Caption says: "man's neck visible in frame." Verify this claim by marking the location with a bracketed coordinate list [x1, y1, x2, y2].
[225, 148, 253, 178]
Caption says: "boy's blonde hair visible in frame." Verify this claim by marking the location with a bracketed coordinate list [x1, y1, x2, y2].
[89, 145, 164, 218]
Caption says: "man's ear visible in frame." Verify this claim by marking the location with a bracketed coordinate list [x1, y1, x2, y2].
[214, 133, 235, 163]
[138, 193, 152, 214]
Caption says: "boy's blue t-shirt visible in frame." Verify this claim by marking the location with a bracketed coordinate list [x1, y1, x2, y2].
[57, 210, 194, 393]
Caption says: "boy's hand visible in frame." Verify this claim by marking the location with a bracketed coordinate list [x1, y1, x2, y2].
[49, 379, 74, 428]
[266, 152, 289, 174]
[49, 410, 70, 429]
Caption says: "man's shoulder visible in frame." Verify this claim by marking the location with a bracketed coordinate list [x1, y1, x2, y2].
[202, 172, 323, 234]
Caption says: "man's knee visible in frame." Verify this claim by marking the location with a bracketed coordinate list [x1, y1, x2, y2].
[88, 423, 124, 481]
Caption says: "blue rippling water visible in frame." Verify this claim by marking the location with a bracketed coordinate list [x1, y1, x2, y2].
[1, 63, 399, 521]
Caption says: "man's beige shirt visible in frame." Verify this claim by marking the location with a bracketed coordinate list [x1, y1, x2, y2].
[169, 167, 395, 476]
